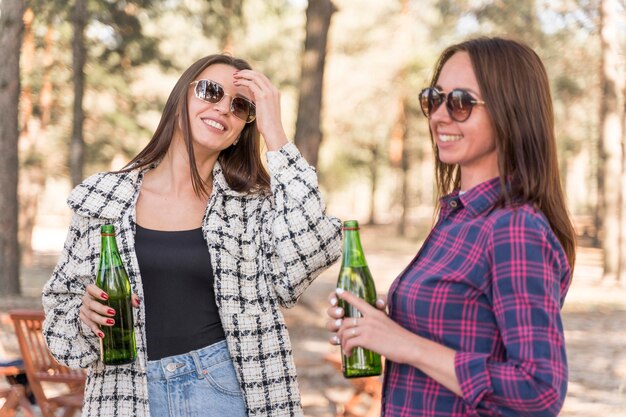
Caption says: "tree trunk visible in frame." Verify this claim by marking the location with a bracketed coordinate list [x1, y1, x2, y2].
[394, 0, 411, 237]
[18, 7, 36, 266]
[598, 0, 623, 280]
[19, 17, 53, 267]
[71, 0, 88, 186]
[367, 144, 379, 226]
[0, 0, 25, 295]
[294, 0, 336, 168]
[218, 0, 242, 53]
[390, 95, 409, 236]
[612, 0, 626, 282]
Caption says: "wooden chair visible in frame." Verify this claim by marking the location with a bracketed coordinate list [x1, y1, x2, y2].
[324, 353, 382, 417]
[0, 360, 35, 417]
[9, 310, 86, 417]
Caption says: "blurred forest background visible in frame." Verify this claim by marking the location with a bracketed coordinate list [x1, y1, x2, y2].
[0, 0, 626, 292]
[1, 1, 626, 416]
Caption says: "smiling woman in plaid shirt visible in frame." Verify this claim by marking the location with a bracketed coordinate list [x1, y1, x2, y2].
[327, 37, 576, 417]
[42, 54, 342, 417]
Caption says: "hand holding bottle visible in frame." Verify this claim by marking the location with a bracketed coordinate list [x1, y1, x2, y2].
[92, 224, 137, 365]
[334, 220, 383, 377]
[327, 289, 425, 366]
[79, 285, 140, 339]
[326, 290, 386, 347]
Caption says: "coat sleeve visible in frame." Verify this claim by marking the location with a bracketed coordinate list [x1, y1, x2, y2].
[42, 213, 100, 369]
[262, 142, 342, 308]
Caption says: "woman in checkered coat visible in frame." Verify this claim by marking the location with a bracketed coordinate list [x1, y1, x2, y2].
[42, 54, 342, 417]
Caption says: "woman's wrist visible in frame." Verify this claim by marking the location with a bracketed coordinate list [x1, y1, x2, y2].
[262, 128, 289, 151]
[398, 331, 427, 366]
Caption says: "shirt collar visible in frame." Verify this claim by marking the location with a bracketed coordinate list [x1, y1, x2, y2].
[440, 176, 503, 218]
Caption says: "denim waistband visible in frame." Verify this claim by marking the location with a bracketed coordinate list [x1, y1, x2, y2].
[146, 339, 230, 381]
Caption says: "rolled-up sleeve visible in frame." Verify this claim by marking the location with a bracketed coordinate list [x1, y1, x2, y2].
[455, 211, 569, 417]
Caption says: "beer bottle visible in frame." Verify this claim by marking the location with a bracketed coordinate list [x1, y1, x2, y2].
[337, 220, 382, 378]
[96, 224, 137, 365]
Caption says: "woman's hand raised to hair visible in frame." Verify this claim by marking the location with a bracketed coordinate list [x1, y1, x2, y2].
[233, 70, 288, 151]
[79, 283, 140, 338]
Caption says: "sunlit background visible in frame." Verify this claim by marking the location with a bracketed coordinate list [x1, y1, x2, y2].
[1, 0, 626, 416]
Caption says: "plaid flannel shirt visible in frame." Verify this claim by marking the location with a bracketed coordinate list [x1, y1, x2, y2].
[384, 177, 571, 417]
[42, 143, 342, 417]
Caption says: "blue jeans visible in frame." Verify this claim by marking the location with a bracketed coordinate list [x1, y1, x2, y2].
[147, 340, 247, 417]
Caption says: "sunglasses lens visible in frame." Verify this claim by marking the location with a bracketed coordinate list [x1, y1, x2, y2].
[193, 80, 256, 123]
[195, 80, 224, 103]
[447, 90, 474, 122]
[420, 88, 443, 118]
[231, 98, 255, 123]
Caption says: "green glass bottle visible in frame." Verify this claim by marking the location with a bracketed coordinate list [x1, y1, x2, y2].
[95, 224, 137, 365]
[337, 220, 382, 378]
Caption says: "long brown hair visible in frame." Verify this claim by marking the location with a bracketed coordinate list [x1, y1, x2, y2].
[122, 54, 270, 196]
[428, 37, 576, 269]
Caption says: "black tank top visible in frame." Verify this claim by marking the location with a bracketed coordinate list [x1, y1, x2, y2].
[135, 224, 225, 360]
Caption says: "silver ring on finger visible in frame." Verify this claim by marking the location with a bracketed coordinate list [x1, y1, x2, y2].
[351, 328, 357, 336]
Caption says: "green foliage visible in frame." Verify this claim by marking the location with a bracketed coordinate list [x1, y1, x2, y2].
[18, 0, 620, 220]
[88, 1, 160, 68]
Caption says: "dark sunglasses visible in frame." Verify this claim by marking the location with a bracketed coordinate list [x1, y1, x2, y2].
[190, 79, 256, 123]
[419, 87, 486, 122]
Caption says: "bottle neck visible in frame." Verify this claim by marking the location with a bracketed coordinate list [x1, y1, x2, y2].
[100, 234, 123, 268]
[341, 229, 367, 268]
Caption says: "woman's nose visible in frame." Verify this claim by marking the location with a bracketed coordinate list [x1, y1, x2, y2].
[213, 95, 231, 114]
[430, 101, 450, 122]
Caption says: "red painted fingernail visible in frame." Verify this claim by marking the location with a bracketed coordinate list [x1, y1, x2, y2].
[98, 332, 104, 338]
[106, 319, 114, 325]
[101, 292, 108, 300]
[107, 309, 115, 315]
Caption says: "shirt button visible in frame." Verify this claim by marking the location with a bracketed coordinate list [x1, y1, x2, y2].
[166, 363, 178, 372]
[449, 200, 458, 208]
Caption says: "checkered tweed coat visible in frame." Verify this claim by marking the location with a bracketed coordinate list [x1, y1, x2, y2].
[42, 143, 342, 417]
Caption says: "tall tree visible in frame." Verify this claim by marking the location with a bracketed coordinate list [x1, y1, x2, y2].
[294, 0, 336, 167]
[70, 0, 88, 186]
[598, 0, 626, 281]
[19, 8, 54, 266]
[0, 0, 26, 295]
[205, 0, 244, 52]
[598, 0, 623, 280]
[390, 93, 409, 234]
[390, 0, 413, 235]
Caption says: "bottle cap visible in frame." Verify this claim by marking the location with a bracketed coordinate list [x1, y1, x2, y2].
[342, 220, 359, 231]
